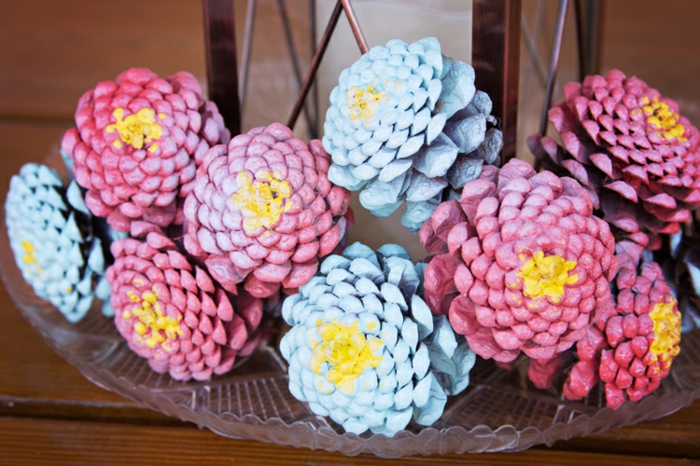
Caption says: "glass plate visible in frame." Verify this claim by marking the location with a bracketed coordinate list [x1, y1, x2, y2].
[4, 226, 700, 458]
[2, 163, 700, 459]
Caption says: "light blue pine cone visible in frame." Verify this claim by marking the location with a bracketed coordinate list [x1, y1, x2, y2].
[280, 242, 475, 437]
[322, 37, 503, 232]
[5, 163, 111, 322]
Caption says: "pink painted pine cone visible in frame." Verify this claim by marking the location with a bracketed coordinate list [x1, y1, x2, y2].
[106, 231, 265, 381]
[527, 355, 568, 390]
[183, 123, 352, 299]
[563, 244, 681, 409]
[61, 68, 231, 232]
[420, 159, 618, 363]
[529, 69, 700, 248]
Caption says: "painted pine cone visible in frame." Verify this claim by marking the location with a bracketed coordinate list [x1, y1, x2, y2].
[323, 37, 502, 232]
[420, 159, 618, 363]
[183, 123, 352, 299]
[61, 68, 231, 233]
[107, 231, 265, 381]
[564, 245, 681, 409]
[5, 163, 109, 322]
[529, 69, 700, 248]
[280, 243, 475, 437]
[526, 355, 569, 390]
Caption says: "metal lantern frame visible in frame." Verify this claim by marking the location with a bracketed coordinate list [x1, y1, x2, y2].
[200, 0, 604, 162]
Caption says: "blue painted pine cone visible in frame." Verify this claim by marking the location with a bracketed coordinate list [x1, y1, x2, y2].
[322, 37, 502, 232]
[280, 242, 475, 436]
[5, 163, 110, 322]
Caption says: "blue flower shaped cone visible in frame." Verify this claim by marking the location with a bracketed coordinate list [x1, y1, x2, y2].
[5, 163, 110, 322]
[322, 37, 503, 232]
[280, 242, 476, 437]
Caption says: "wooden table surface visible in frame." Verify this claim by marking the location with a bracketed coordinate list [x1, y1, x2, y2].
[2, 0, 700, 464]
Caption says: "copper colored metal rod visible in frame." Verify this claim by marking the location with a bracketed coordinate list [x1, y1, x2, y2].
[203, 0, 241, 135]
[539, 0, 568, 137]
[277, 0, 314, 131]
[521, 1, 547, 88]
[574, 0, 587, 82]
[340, 0, 369, 54]
[287, 0, 343, 130]
[239, 0, 257, 110]
[309, 0, 319, 138]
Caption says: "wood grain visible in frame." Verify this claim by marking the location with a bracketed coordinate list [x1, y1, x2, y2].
[0, 416, 695, 466]
[601, 0, 700, 116]
[0, 1, 205, 120]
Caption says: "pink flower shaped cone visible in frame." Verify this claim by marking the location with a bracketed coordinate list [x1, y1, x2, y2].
[529, 69, 700, 248]
[563, 244, 682, 409]
[420, 159, 618, 363]
[183, 123, 352, 298]
[106, 231, 265, 381]
[62, 68, 231, 233]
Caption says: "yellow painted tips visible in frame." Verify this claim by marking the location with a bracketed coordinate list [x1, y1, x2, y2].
[517, 251, 578, 303]
[106, 107, 163, 151]
[347, 84, 387, 122]
[20, 239, 41, 274]
[231, 171, 293, 235]
[642, 98, 687, 143]
[649, 299, 681, 366]
[126, 286, 182, 348]
[309, 320, 383, 394]
[127, 290, 141, 303]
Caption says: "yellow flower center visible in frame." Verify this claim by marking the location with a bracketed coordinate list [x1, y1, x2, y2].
[106, 107, 164, 152]
[648, 299, 681, 366]
[20, 239, 41, 275]
[309, 320, 383, 394]
[347, 84, 388, 122]
[125, 286, 182, 349]
[641, 97, 687, 143]
[231, 171, 293, 235]
[517, 251, 578, 303]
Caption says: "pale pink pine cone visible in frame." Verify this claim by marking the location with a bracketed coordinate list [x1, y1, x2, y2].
[183, 123, 352, 298]
[420, 159, 618, 363]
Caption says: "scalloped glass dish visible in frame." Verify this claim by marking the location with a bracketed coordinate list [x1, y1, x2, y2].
[3, 222, 700, 459]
